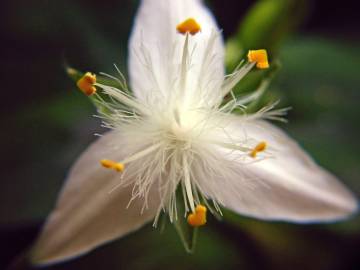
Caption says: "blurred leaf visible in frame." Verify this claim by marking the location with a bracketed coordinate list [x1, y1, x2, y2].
[225, 0, 308, 71]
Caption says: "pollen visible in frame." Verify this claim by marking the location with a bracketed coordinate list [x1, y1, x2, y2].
[176, 18, 201, 35]
[250, 141, 267, 158]
[100, 159, 124, 172]
[77, 72, 97, 96]
[247, 49, 269, 69]
[187, 204, 207, 227]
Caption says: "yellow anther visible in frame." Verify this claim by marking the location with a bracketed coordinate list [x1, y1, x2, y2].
[77, 72, 97, 96]
[250, 141, 267, 158]
[100, 159, 124, 172]
[187, 204, 207, 227]
[176, 18, 201, 35]
[247, 49, 269, 69]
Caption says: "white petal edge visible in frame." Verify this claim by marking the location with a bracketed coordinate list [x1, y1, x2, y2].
[128, 0, 224, 103]
[30, 131, 160, 265]
[203, 120, 358, 223]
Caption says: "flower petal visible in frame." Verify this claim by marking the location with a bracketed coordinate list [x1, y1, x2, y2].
[203, 120, 358, 222]
[128, 0, 224, 104]
[31, 131, 160, 265]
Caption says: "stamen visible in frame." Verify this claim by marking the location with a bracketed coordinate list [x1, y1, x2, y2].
[247, 49, 269, 69]
[187, 204, 207, 227]
[176, 18, 201, 35]
[100, 159, 124, 172]
[77, 72, 97, 96]
[250, 141, 267, 158]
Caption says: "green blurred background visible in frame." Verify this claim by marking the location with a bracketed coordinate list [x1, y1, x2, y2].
[1, 0, 360, 269]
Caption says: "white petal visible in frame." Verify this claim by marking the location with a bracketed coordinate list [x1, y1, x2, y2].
[31, 131, 160, 265]
[128, 0, 224, 104]
[205, 120, 358, 222]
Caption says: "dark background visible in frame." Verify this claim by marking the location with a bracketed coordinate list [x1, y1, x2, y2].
[1, 0, 359, 269]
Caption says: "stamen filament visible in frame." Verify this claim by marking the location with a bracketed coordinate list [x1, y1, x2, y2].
[97, 83, 149, 115]
[120, 142, 162, 165]
[179, 33, 190, 96]
[183, 156, 195, 213]
[210, 140, 252, 152]
[221, 62, 255, 97]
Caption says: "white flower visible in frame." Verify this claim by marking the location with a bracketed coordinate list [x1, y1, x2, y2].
[31, 0, 358, 266]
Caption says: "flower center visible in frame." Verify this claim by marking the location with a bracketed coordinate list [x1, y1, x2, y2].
[83, 17, 274, 224]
